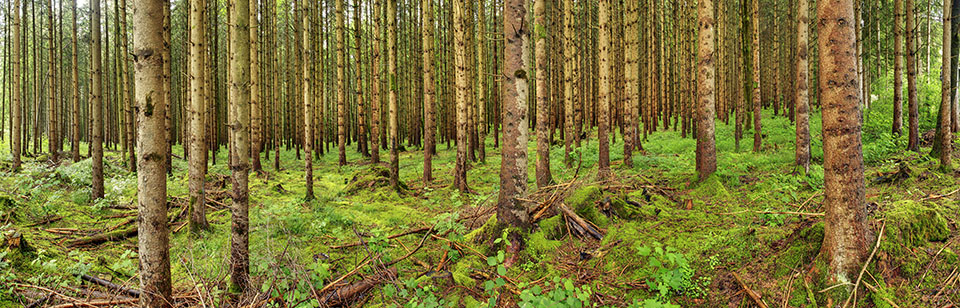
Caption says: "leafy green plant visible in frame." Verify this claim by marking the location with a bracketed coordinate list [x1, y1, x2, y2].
[517, 278, 592, 308]
[635, 242, 705, 299]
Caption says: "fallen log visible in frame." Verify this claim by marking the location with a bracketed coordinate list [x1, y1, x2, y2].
[67, 227, 137, 247]
[25, 293, 52, 308]
[26, 215, 62, 227]
[321, 267, 397, 307]
[80, 274, 141, 298]
[49, 299, 138, 308]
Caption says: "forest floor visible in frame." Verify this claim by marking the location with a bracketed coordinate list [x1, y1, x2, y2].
[1, 96, 960, 306]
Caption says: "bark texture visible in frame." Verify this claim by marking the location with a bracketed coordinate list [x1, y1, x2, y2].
[695, 0, 717, 180]
[452, 0, 470, 193]
[534, 0, 552, 188]
[498, 0, 531, 241]
[188, 0, 209, 233]
[422, 0, 435, 183]
[907, 0, 919, 151]
[796, 0, 811, 173]
[228, 0, 251, 291]
[597, 0, 611, 179]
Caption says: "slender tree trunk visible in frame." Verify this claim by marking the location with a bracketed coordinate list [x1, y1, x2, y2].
[796, 0, 811, 173]
[387, 0, 400, 190]
[452, 0, 470, 193]
[623, 0, 638, 168]
[562, 0, 575, 167]
[303, 0, 315, 200]
[476, 0, 487, 163]
[534, 0, 552, 188]
[354, 0, 367, 158]
[696, 0, 717, 180]
[816, 0, 870, 289]
[498, 0, 531, 264]
[752, 0, 762, 152]
[163, 1, 172, 174]
[228, 0, 251, 292]
[132, 0, 173, 305]
[893, 0, 903, 135]
[597, 0, 611, 179]
[371, 0, 382, 164]
[70, 0, 79, 162]
[906, 0, 919, 151]
[422, 0, 435, 183]
[939, 0, 953, 169]
[120, 0, 134, 171]
[188, 0, 209, 233]
[250, 0, 261, 172]
[336, 0, 347, 166]
[11, 0, 21, 171]
[91, 0, 104, 200]
[46, 0, 57, 161]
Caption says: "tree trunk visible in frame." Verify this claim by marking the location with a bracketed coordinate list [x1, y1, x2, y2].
[452, 0, 470, 193]
[623, 0, 638, 168]
[91, 0, 104, 200]
[303, 0, 315, 200]
[70, 0, 79, 162]
[46, 0, 57, 161]
[562, 0, 574, 167]
[188, 0, 209, 234]
[597, 0, 611, 179]
[906, 0, 919, 151]
[939, 0, 954, 169]
[228, 0, 251, 292]
[336, 0, 347, 166]
[892, 0, 903, 135]
[696, 0, 717, 180]
[816, 0, 870, 289]
[796, 0, 811, 173]
[534, 0, 552, 188]
[250, 0, 261, 172]
[387, 0, 400, 190]
[370, 0, 382, 164]
[11, 0, 21, 171]
[132, 0, 174, 305]
[121, 0, 134, 172]
[499, 0, 531, 264]
[422, 0, 435, 183]
[752, 0, 762, 152]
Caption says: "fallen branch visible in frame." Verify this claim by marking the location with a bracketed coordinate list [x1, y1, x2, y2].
[320, 267, 397, 307]
[733, 273, 769, 308]
[48, 299, 138, 308]
[720, 210, 825, 217]
[25, 292, 53, 308]
[557, 202, 603, 241]
[317, 254, 379, 295]
[331, 226, 431, 249]
[26, 216, 62, 227]
[920, 187, 960, 201]
[80, 274, 141, 298]
[67, 227, 137, 247]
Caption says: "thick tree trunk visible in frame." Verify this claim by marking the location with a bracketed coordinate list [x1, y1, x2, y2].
[91, 0, 104, 200]
[696, 0, 717, 180]
[906, 0, 919, 151]
[188, 0, 209, 233]
[452, 0, 470, 193]
[796, 0, 811, 173]
[816, 0, 870, 288]
[132, 0, 174, 305]
[597, 0, 611, 179]
[422, 0, 435, 183]
[534, 0, 552, 188]
[228, 0, 251, 292]
[499, 0, 531, 263]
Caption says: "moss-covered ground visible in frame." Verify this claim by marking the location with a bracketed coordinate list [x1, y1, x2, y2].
[0, 75, 958, 307]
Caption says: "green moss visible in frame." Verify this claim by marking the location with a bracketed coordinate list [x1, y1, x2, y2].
[464, 215, 499, 250]
[451, 254, 484, 285]
[884, 200, 950, 249]
[690, 175, 730, 199]
[342, 164, 406, 195]
[564, 186, 609, 227]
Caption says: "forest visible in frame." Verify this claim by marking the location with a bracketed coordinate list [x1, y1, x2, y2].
[0, 0, 957, 306]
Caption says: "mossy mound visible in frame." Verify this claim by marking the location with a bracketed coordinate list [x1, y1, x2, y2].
[564, 186, 609, 228]
[884, 200, 949, 247]
[690, 175, 730, 199]
[528, 215, 565, 257]
[341, 164, 407, 195]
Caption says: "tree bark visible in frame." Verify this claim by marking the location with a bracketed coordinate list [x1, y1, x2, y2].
[597, 0, 611, 179]
[696, 0, 717, 180]
[906, 0, 919, 151]
[499, 0, 531, 262]
[188, 0, 209, 233]
[304, 0, 315, 200]
[336, 0, 347, 166]
[250, 0, 261, 172]
[132, 0, 174, 305]
[752, 0, 762, 152]
[939, 0, 954, 169]
[228, 0, 251, 292]
[11, 0, 21, 171]
[70, 0, 79, 163]
[387, 0, 400, 190]
[562, 0, 575, 167]
[422, 0, 435, 183]
[623, 0, 639, 168]
[534, 0, 552, 188]
[452, 0, 470, 193]
[816, 0, 870, 288]
[893, 0, 903, 135]
[46, 0, 57, 161]
[796, 0, 811, 173]
[91, 0, 104, 200]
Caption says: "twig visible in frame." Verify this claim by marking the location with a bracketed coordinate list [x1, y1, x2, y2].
[843, 221, 886, 308]
[733, 273, 769, 308]
[316, 254, 377, 295]
[920, 187, 960, 201]
[720, 210, 825, 217]
[48, 299, 138, 308]
[80, 274, 141, 298]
